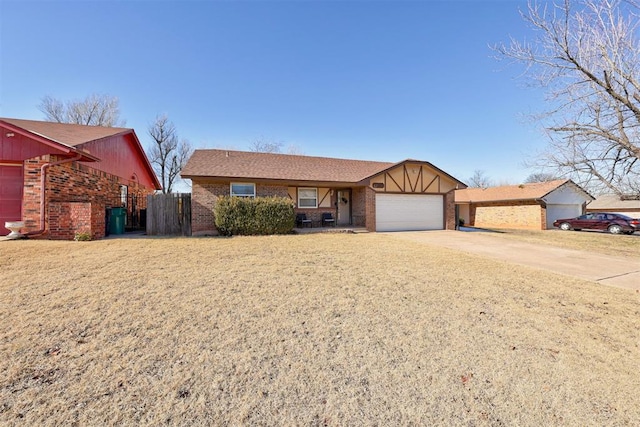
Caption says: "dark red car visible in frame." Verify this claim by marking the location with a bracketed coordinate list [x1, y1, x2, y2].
[553, 212, 640, 234]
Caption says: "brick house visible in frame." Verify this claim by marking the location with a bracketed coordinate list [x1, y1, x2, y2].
[455, 180, 594, 230]
[0, 118, 161, 239]
[181, 149, 466, 235]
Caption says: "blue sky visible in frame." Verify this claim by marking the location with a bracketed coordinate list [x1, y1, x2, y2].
[0, 0, 545, 186]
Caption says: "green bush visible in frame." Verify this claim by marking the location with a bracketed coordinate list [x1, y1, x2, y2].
[213, 196, 295, 236]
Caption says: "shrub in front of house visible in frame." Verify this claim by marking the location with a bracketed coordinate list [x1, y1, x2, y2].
[213, 196, 295, 236]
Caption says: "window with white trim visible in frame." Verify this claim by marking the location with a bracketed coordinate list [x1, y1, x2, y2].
[298, 187, 318, 208]
[230, 182, 256, 198]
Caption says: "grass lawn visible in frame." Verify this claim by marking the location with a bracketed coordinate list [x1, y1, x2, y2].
[1, 233, 639, 425]
[487, 228, 640, 258]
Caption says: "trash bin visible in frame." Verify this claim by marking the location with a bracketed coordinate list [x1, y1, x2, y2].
[109, 207, 126, 235]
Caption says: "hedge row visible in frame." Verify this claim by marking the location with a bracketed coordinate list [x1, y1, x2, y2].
[213, 196, 295, 236]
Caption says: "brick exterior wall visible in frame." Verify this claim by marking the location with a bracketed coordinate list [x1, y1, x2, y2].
[365, 187, 376, 232]
[191, 180, 293, 236]
[351, 187, 366, 227]
[22, 155, 153, 240]
[191, 179, 372, 234]
[190, 179, 459, 233]
[191, 181, 228, 235]
[47, 202, 105, 240]
[470, 201, 543, 230]
[444, 190, 456, 230]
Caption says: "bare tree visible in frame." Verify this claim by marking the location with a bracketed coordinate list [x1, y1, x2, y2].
[524, 172, 562, 183]
[38, 94, 125, 127]
[148, 114, 192, 194]
[284, 144, 304, 155]
[249, 139, 283, 153]
[495, 0, 640, 196]
[468, 170, 493, 188]
[249, 138, 304, 155]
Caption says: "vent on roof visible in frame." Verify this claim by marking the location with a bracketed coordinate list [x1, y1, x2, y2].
[621, 194, 640, 200]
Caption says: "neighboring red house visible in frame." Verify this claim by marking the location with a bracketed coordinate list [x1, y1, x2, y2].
[181, 149, 467, 235]
[0, 118, 161, 239]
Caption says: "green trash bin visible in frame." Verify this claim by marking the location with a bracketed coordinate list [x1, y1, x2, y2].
[109, 207, 126, 235]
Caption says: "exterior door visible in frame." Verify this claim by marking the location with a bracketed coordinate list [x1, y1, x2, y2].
[0, 164, 23, 235]
[337, 190, 351, 226]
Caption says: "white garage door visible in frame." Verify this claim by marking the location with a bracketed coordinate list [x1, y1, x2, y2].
[376, 194, 444, 231]
[546, 204, 581, 229]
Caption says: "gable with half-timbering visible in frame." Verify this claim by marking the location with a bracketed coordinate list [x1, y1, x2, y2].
[368, 162, 459, 194]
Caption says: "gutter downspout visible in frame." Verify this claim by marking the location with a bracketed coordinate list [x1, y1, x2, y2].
[25, 154, 83, 237]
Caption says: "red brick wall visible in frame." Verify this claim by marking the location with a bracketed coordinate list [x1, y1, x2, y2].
[22, 155, 153, 239]
[48, 202, 101, 240]
[444, 190, 456, 230]
[365, 187, 376, 232]
[351, 187, 366, 227]
[191, 180, 229, 236]
[257, 185, 288, 198]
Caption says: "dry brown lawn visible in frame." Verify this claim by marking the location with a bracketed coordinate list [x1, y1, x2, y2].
[1, 233, 639, 426]
[489, 228, 639, 258]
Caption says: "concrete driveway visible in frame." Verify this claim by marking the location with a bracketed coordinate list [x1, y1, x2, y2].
[385, 231, 640, 291]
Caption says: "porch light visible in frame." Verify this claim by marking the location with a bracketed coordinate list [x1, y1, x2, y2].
[5, 132, 14, 137]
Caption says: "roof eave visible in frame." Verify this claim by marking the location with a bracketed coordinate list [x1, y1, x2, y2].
[0, 120, 100, 162]
[183, 174, 362, 187]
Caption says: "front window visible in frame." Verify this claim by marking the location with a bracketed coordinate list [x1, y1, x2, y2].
[298, 188, 318, 208]
[230, 182, 255, 198]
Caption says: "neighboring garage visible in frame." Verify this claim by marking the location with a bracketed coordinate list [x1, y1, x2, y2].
[376, 194, 444, 231]
[455, 180, 594, 230]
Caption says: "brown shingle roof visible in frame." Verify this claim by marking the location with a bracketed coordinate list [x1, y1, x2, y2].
[588, 194, 640, 210]
[181, 149, 395, 183]
[455, 180, 574, 203]
[0, 117, 130, 147]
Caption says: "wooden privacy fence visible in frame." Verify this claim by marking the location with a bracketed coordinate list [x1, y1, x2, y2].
[146, 193, 191, 236]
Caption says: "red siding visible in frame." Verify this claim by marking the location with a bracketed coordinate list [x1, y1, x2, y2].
[0, 128, 69, 161]
[0, 164, 23, 235]
[78, 134, 157, 190]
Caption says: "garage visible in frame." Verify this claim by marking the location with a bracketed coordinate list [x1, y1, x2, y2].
[455, 180, 594, 231]
[376, 193, 443, 231]
[0, 164, 23, 235]
[546, 204, 582, 229]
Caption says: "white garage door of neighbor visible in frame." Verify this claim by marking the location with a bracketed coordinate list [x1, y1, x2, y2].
[546, 204, 581, 229]
[376, 194, 444, 232]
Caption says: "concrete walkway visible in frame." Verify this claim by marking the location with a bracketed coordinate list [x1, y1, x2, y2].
[385, 231, 640, 291]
